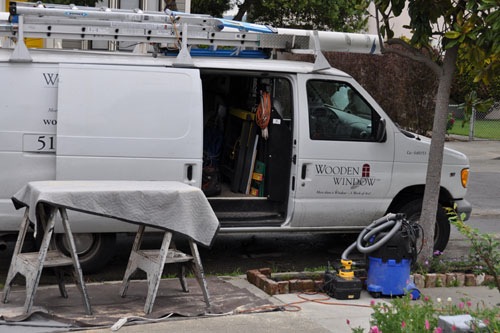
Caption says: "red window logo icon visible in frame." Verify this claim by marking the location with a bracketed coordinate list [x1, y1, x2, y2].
[362, 164, 370, 177]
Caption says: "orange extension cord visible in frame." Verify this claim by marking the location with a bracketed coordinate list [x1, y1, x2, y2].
[256, 91, 271, 131]
[235, 292, 372, 315]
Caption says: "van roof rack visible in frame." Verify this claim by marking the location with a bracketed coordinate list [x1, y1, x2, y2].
[0, 1, 380, 66]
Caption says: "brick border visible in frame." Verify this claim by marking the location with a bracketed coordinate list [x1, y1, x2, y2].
[246, 268, 323, 295]
[412, 272, 498, 289]
[247, 268, 498, 296]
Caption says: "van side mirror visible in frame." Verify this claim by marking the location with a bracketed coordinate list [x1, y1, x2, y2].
[375, 118, 386, 142]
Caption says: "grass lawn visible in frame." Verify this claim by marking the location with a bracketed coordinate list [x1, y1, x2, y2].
[449, 119, 500, 140]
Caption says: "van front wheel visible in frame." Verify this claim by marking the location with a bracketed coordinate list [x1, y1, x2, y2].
[396, 200, 450, 252]
[55, 233, 116, 274]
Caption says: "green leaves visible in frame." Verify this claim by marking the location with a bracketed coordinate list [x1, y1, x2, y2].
[375, 0, 499, 103]
[390, 0, 406, 16]
[247, 0, 370, 32]
[444, 31, 461, 39]
[191, 0, 231, 17]
[446, 204, 500, 294]
[370, 295, 438, 332]
[370, 293, 500, 333]
[463, 90, 493, 115]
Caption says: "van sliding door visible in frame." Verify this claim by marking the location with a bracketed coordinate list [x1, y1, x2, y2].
[56, 64, 203, 185]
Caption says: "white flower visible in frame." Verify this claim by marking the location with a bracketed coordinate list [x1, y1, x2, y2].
[437, 298, 442, 303]
[447, 297, 452, 303]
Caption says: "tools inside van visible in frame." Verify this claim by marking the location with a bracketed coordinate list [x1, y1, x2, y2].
[201, 73, 292, 224]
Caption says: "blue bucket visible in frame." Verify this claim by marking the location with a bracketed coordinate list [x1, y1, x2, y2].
[367, 256, 419, 298]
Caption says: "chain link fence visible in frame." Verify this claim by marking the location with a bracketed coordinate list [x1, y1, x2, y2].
[448, 101, 500, 141]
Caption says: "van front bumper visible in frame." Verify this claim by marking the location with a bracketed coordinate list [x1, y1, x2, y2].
[453, 199, 472, 221]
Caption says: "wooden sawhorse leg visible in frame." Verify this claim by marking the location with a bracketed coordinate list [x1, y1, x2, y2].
[119, 225, 173, 314]
[119, 225, 211, 314]
[2, 206, 92, 315]
[187, 239, 211, 311]
[119, 224, 148, 298]
[2, 209, 32, 305]
[58, 208, 92, 315]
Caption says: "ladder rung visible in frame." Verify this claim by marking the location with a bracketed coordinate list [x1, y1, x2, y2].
[5, 23, 264, 47]
[2, 2, 300, 52]
[12, 2, 221, 27]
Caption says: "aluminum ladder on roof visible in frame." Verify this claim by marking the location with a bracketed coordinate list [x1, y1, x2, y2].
[0, 1, 380, 65]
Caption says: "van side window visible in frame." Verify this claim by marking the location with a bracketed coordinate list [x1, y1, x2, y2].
[307, 80, 379, 141]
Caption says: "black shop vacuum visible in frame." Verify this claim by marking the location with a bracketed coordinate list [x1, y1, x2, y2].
[322, 213, 422, 300]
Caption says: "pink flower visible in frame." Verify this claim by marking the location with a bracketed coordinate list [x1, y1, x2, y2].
[459, 302, 464, 310]
[401, 321, 406, 328]
[369, 326, 381, 333]
[346, 319, 350, 325]
[424, 296, 430, 302]
[370, 300, 376, 306]
[466, 301, 472, 307]
[452, 324, 457, 331]
[434, 328, 443, 333]
[425, 319, 430, 330]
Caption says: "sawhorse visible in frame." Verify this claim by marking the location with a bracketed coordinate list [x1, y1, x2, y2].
[2, 205, 92, 315]
[119, 225, 211, 314]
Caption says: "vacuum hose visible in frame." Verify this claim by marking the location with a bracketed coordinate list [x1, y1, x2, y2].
[341, 213, 406, 261]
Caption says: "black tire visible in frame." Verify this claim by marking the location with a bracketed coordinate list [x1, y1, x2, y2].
[396, 199, 450, 252]
[55, 233, 116, 274]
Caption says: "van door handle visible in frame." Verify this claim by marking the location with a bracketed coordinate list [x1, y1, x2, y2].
[301, 164, 307, 179]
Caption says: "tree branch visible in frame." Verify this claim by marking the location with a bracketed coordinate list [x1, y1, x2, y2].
[384, 38, 442, 76]
[375, 7, 386, 54]
[373, 4, 441, 76]
[233, 0, 257, 21]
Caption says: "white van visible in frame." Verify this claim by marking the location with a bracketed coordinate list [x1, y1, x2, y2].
[0, 4, 471, 272]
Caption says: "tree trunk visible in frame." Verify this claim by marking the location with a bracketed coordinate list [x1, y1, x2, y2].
[418, 45, 459, 264]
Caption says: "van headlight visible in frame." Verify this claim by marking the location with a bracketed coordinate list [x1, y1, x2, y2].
[461, 168, 469, 188]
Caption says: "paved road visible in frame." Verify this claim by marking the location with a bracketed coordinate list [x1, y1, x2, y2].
[446, 140, 500, 235]
[444, 140, 500, 260]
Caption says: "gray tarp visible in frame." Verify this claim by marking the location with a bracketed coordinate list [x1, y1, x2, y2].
[11, 181, 220, 247]
[0, 277, 274, 329]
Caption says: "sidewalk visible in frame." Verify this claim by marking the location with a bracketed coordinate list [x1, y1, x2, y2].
[2, 274, 499, 333]
[80, 276, 500, 333]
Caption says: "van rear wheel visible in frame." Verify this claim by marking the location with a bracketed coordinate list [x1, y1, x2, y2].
[396, 199, 450, 252]
[55, 233, 116, 274]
